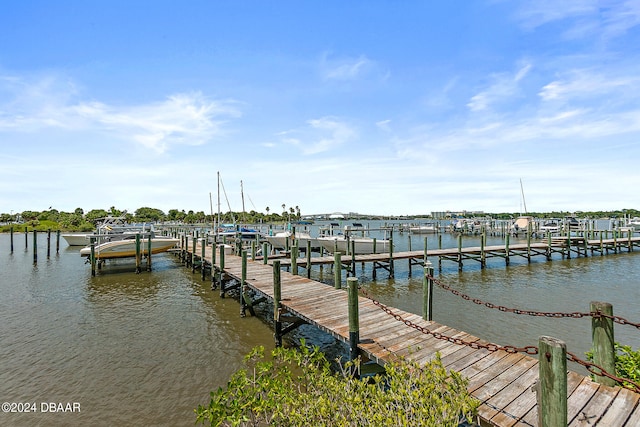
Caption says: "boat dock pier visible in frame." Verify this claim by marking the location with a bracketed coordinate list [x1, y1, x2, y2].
[174, 238, 640, 426]
[267, 233, 640, 277]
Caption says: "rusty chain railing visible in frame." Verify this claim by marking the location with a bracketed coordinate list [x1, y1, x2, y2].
[429, 274, 640, 329]
[357, 283, 640, 393]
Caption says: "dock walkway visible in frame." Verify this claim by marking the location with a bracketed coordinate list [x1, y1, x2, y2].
[273, 235, 640, 274]
[182, 241, 640, 426]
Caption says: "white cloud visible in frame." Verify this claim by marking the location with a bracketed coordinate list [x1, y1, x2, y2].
[320, 52, 374, 81]
[302, 117, 357, 154]
[467, 62, 532, 111]
[0, 74, 241, 153]
[539, 69, 638, 102]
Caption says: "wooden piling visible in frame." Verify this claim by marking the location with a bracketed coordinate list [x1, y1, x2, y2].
[219, 245, 226, 297]
[10, 226, 14, 252]
[590, 301, 616, 386]
[423, 261, 434, 321]
[135, 233, 141, 273]
[273, 260, 282, 347]
[334, 252, 342, 289]
[46, 229, 51, 259]
[147, 233, 152, 271]
[537, 336, 567, 427]
[33, 230, 37, 264]
[90, 241, 96, 277]
[347, 276, 360, 374]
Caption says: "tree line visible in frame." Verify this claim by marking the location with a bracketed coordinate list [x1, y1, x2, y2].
[0, 206, 304, 232]
[1, 206, 638, 232]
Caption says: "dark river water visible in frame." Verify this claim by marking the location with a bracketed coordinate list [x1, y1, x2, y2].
[1, 221, 639, 426]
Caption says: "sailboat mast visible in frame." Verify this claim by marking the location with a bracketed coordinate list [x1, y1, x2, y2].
[520, 178, 528, 214]
[217, 172, 221, 238]
[241, 180, 246, 223]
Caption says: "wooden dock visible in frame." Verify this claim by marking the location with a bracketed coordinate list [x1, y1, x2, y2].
[272, 235, 640, 276]
[178, 240, 640, 426]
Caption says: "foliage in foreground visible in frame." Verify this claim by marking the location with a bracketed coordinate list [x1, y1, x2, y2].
[587, 342, 640, 390]
[195, 342, 479, 427]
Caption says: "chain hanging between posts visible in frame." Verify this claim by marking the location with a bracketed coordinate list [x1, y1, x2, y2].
[357, 285, 640, 393]
[428, 275, 640, 329]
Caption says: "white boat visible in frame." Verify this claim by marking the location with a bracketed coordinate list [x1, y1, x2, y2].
[317, 235, 390, 255]
[625, 217, 640, 231]
[451, 218, 480, 232]
[79, 234, 179, 259]
[264, 230, 318, 250]
[217, 224, 262, 240]
[409, 223, 438, 234]
[510, 215, 534, 235]
[539, 219, 561, 233]
[61, 233, 92, 246]
[61, 214, 141, 246]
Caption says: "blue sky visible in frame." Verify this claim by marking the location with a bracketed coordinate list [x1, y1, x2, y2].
[1, 1, 639, 217]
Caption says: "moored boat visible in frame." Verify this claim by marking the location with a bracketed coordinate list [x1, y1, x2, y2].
[409, 223, 438, 234]
[79, 234, 179, 259]
[264, 230, 318, 250]
[317, 235, 390, 255]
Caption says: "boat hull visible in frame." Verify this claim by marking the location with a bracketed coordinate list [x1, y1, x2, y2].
[264, 232, 319, 250]
[317, 236, 390, 254]
[79, 238, 179, 259]
[62, 233, 90, 246]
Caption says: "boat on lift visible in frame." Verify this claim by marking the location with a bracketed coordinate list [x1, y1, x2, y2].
[79, 232, 179, 259]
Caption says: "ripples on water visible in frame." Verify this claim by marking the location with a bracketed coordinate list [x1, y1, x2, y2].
[2, 226, 640, 425]
[0, 237, 276, 426]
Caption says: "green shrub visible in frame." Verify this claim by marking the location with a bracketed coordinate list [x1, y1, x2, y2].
[195, 341, 479, 427]
[586, 342, 640, 389]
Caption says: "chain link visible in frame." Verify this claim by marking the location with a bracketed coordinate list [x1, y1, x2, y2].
[428, 275, 640, 328]
[357, 284, 640, 393]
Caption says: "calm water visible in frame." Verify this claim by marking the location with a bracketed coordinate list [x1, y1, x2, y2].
[1, 222, 640, 426]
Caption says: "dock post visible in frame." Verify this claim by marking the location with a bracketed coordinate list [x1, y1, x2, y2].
[527, 225, 532, 262]
[251, 240, 256, 260]
[25, 226, 28, 250]
[291, 244, 298, 276]
[135, 233, 141, 273]
[201, 238, 206, 280]
[334, 252, 342, 288]
[347, 276, 360, 377]
[240, 250, 248, 317]
[350, 240, 356, 276]
[480, 233, 486, 268]
[389, 236, 394, 278]
[273, 260, 282, 347]
[46, 229, 51, 259]
[211, 242, 217, 290]
[537, 336, 567, 427]
[457, 234, 462, 270]
[10, 225, 14, 253]
[423, 261, 434, 321]
[306, 240, 312, 279]
[219, 245, 226, 297]
[590, 301, 616, 386]
[192, 233, 197, 272]
[33, 230, 37, 264]
[56, 229, 60, 253]
[90, 242, 96, 276]
[262, 242, 268, 265]
[505, 233, 510, 265]
[147, 233, 152, 271]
